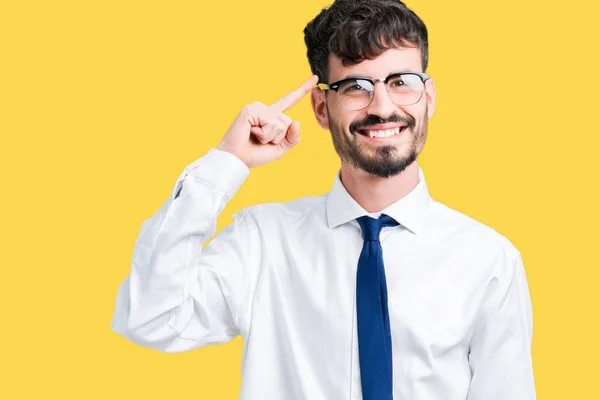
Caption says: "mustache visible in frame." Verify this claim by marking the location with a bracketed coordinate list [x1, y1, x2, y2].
[350, 113, 416, 134]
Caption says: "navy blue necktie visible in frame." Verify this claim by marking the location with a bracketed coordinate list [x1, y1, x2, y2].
[356, 214, 399, 400]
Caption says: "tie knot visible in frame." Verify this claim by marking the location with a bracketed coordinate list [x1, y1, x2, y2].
[357, 214, 399, 241]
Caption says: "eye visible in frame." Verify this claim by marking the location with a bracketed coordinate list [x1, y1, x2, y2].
[339, 79, 373, 95]
[347, 84, 367, 92]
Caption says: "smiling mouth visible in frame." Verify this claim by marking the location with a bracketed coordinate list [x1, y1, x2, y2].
[356, 126, 407, 138]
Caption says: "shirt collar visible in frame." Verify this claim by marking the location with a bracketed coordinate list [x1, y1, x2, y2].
[326, 165, 432, 235]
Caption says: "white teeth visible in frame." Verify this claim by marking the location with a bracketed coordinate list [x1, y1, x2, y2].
[368, 127, 402, 138]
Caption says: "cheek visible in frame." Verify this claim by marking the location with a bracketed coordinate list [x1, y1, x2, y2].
[328, 109, 354, 134]
[401, 105, 426, 126]
[344, 112, 369, 133]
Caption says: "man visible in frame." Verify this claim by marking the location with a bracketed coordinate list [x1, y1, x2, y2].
[111, 0, 536, 399]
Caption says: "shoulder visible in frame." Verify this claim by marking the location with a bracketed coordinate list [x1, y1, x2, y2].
[235, 194, 327, 225]
[428, 199, 521, 263]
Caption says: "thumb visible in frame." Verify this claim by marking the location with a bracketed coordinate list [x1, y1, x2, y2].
[281, 121, 301, 152]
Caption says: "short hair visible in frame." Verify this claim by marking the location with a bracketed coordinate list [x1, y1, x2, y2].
[304, 0, 429, 83]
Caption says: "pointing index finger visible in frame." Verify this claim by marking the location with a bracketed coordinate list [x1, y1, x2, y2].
[271, 75, 319, 112]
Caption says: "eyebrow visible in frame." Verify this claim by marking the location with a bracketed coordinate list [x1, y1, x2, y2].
[336, 70, 417, 82]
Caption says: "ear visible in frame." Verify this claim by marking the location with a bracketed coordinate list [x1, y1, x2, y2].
[311, 88, 330, 130]
[424, 77, 437, 119]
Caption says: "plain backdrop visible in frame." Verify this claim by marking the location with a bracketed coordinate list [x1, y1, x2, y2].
[1, 0, 599, 398]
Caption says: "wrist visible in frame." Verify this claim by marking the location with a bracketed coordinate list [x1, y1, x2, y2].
[216, 144, 251, 169]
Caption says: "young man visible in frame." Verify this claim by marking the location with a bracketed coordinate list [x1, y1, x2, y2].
[111, 1, 536, 399]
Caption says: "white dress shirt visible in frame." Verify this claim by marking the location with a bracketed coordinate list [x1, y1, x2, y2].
[111, 148, 536, 400]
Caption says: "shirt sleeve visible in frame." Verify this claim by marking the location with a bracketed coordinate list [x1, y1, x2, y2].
[110, 148, 255, 353]
[466, 252, 537, 399]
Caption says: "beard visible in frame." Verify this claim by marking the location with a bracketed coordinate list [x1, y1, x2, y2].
[327, 104, 428, 178]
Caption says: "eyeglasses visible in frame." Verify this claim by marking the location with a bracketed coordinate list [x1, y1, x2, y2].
[316, 72, 430, 111]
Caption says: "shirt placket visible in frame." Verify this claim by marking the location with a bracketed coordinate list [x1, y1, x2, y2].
[350, 277, 363, 400]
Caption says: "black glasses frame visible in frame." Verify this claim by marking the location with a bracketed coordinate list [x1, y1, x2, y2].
[316, 72, 430, 110]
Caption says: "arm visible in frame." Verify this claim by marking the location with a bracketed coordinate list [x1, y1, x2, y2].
[467, 252, 536, 399]
[111, 75, 316, 353]
[110, 148, 254, 352]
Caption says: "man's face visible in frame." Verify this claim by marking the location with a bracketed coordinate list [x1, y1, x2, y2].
[311, 47, 436, 178]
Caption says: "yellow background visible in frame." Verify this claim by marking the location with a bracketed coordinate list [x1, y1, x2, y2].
[1, 0, 599, 398]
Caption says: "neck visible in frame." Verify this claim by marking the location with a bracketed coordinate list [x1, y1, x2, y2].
[339, 160, 420, 213]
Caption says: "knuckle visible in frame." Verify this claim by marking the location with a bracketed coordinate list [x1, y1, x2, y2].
[276, 120, 288, 132]
[272, 133, 285, 144]
[263, 125, 276, 136]
[277, 116, 292, 130]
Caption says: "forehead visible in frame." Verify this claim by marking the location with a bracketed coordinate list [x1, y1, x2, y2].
[327, 47, 422, 82]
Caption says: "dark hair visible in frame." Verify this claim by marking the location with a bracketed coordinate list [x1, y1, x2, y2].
[303, 0, 429, 83]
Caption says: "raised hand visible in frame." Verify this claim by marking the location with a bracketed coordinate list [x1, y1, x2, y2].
[216, 75, 319, 169]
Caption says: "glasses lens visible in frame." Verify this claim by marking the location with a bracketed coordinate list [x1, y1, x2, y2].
[337, 79, 374, 110]
[387, 74, 425, 106]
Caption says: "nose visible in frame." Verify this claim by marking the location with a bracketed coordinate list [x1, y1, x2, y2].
[365, 81, 397, 118]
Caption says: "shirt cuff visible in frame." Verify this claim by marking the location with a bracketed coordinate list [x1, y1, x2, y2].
[182, 148, 250, 200]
